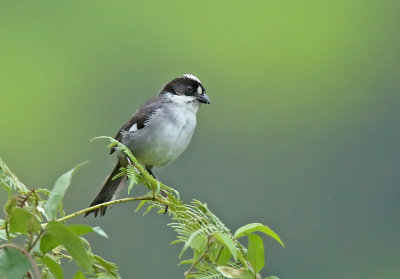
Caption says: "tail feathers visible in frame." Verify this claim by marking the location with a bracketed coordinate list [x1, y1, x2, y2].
[85, 162, 126, 217]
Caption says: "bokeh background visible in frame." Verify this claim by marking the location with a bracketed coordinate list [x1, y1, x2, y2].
[1, 1, 400, 278]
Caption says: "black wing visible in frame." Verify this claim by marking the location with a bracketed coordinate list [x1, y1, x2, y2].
[110, 96, 163, 154]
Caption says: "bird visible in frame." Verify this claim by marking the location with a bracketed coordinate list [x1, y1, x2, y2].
[85, 74, 210, 217]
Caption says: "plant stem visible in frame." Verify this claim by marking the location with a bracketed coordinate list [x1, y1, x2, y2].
[184, 236, 211, 278]
[5, 220, 10, 242]
[28, 230, 43, 252]
[54, 195, 168, 223]
[215, 246, 224, 262]
[185, 253, 206, 278]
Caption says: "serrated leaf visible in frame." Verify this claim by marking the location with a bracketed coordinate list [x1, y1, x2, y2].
[44, 162, 87, 220]
[0, 246, 32, 279]
[127, 166, 139, 194]
[42, 256, 63, 279]
[92, 254, 120, 277]
[216, 266, 254, 278]
[247, 234, 265, 273]
[8, 207, 40, 234]
[45, 221, 92, 271]
[0, 158, 29, 194]
[212, 232, 238, 262]
[234, 223, 284, 247]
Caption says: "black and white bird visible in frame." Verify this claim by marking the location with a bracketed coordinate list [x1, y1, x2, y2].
[86, 74, 210, 217]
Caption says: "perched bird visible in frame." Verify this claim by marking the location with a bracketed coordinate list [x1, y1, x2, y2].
[86, 74, 210, 217]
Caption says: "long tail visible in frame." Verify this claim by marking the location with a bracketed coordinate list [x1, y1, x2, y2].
[85, 162, 126, 217]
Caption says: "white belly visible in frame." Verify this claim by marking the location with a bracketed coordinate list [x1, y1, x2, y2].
[121, 102, 198, 167]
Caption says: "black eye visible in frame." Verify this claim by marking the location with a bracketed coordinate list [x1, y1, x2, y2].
[186, 86, 193, 93]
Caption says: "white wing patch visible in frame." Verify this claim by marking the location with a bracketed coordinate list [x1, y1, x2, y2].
[183, 74, 201, 83]
[129, 123, 138, 132]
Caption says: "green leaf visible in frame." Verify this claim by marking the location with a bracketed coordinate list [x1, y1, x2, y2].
[92, 226, 109, 238]
[42, 256, 63, 279]
[247, 233, 265, 274]
[0, 158, 29, 194]
[234, 223, 284, 247]
[3, 195, 17, 215]
[127, 165, 139, 194]
[91, 254, 120, 278]
[170, 239, 183, 245]
[179, 229, 207, 258]
[216, 266, 254, 278]
[74, 270, 86, 279]
[8, 207, 40, 234]
[68, 224, 108, 238]
[216, 246, 232, 265]
[142, 204, 156, 216]
[190, 234, 207, 254]
[0, 246, 32, 279]
[134, 200, 147, 213]
[265, 276, 279, 279]
[96, 272, 120, 279]
[44, 162, 87, 220]
[40, 233, 60, 254]
[27, 215, 42, 234]
[177, 259, 193, 266]
[45, 221, 92, 271]
[212, 231, 238, 262]
[237, 251, 249, 268]
[68, 224, 93, 236]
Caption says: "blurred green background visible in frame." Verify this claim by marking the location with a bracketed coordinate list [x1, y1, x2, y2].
[1, 0, 400, 278]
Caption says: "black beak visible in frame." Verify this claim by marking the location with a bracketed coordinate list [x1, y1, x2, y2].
[196, 93, 211, 104]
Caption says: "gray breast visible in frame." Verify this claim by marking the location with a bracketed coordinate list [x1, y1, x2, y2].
[120, 101, 198, 167]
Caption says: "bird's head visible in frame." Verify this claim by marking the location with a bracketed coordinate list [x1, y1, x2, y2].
[161, 74, 210, 104]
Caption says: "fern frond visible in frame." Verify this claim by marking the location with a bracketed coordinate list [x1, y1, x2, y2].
[0, 157, 29, 196]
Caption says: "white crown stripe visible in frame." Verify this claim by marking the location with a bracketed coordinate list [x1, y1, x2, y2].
[183, 74, 201, 83]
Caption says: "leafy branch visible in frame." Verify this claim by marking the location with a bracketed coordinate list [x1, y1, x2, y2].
[0, 137, 284, 279]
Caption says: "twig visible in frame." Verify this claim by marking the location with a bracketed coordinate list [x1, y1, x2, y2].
[215, 246, 224, 262]
[54, 195, 169, 223]
[17, 189, 36, 208]
[0, 243, 41, 279]
[184, 253, 206, 278]
[184, 235, 211, 278]
[5, 220, 10, 242]
[28, 230, 43, 252]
